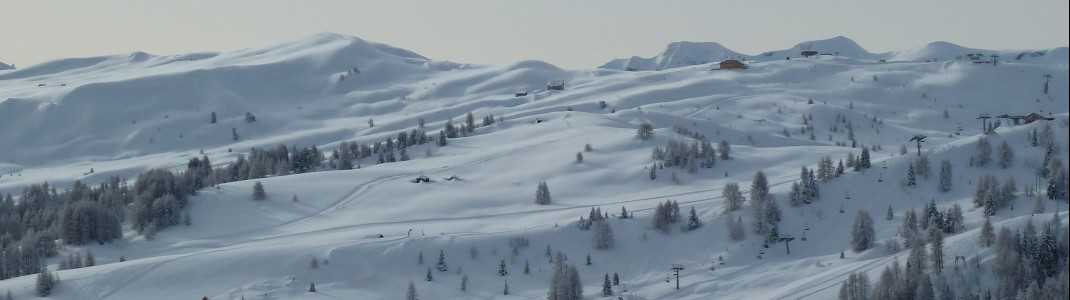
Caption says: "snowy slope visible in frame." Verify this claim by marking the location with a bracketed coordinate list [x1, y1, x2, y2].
[0, 61, 12, 70]
[0, 33, 1067, 300]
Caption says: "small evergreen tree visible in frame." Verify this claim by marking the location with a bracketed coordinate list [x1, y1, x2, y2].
[426, 267, 433, 281]
[408, 280, 418, 300]
[975, 136, 992, 167]
[308, 282, 316, 292]
[637, 123, 654, 140]
[437, 250, 448, 272]
[35, 268, 58, 297]
[938, 159, 952, 192]
[503, 279, 509, 295]
[460, 275, 468, 291]
[499, 259, 508, 276]
[997, 140, 1013, 169]
[535, 181, 552, 205]
[210, 112, 217, 124]
[252, 181, 266, 200]
[907, 163, 917, 186]
[687, 206, 702, 231]
[602, 273, 613, 296]
[576, 152, 583, 163]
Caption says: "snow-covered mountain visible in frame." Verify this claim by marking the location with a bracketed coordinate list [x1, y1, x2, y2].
[599, 41, 747, 71]
[602, 36, 1068, 71]
[755, 36, 888, 61]
[0, 33, 1067, 300]
[0, 60, 13, 70]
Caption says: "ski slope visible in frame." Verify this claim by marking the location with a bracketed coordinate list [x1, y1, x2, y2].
[0, 33, 1067, 300]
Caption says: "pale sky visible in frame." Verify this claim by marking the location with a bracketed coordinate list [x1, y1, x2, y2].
[1, 0, 1067, 69]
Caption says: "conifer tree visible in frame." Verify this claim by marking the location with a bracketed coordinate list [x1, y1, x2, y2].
[938, 159, 952, 192]
[602, 273, 613, 296]
[593, 220, 615, 250]
[407, 280, 418, 300]
[437, 250, 448, 272]
[687, 206, 702, 231]
[308, 282, 316, 292]
[535, 181, 552, 205]
[851, 210, 875, 252]
[998, 140, 1013, 169]
[426, 267, 433, 281]
[975, 136, 992, 167]
[252, 181, 266, 200]
[499, 259, 508, 276]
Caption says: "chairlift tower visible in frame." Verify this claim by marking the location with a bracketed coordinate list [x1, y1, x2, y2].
[1044, 74, 1052, 94]
[671, 264, 685, 290]
[977, 114, 992, 134]
[909, 135, 927, 156]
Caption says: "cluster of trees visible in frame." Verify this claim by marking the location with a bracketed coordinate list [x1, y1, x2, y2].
[988, 215, 1068, 299]
[852, 213, 1069, 300]
[650, 138, 719, 173]
[749, 171, 782, 245]
[1, 178, 125, 281]
[57, 250, 94, 271]
[789, 166, 820, 207]
[897, 202, 964, 250]
[972, 174, 1017, 216]
[578, 207, 608, 230]
[547, 251, 582, 300]
[651, 200, 680, 233]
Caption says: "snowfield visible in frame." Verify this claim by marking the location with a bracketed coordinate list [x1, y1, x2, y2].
[0, 33, 1067, 300]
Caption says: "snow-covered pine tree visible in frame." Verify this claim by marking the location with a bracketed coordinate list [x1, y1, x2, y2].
[35, 268, 58, 296]
[998, 140, 1013, 169]
[938, 159, 952, 192]
[252, 181, 266, 200]
[308, 282, 316, 292]
[975, 136, 992, 167]
[499, 259, 508, 276]
[535, 181, 552, 205]
[637, 123, 653, 140]
[859, 147, 871, 169]
[465, 112, 475, 133]
[687, 206, 702, 231]
[886, 205, 894, 221]
[408, 280, 418, 300]
[437, 250, 448, 272]
[851, 210, 875, 252]
[460, 275, 468, 291]
[602, 273, 613, 296]
[718, 140, 731, 160]
[907, 163, 917, 186]
[426, 267, 433, 281]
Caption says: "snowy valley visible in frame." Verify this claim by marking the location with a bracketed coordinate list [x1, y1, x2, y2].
[0, 33, 1067, 300]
